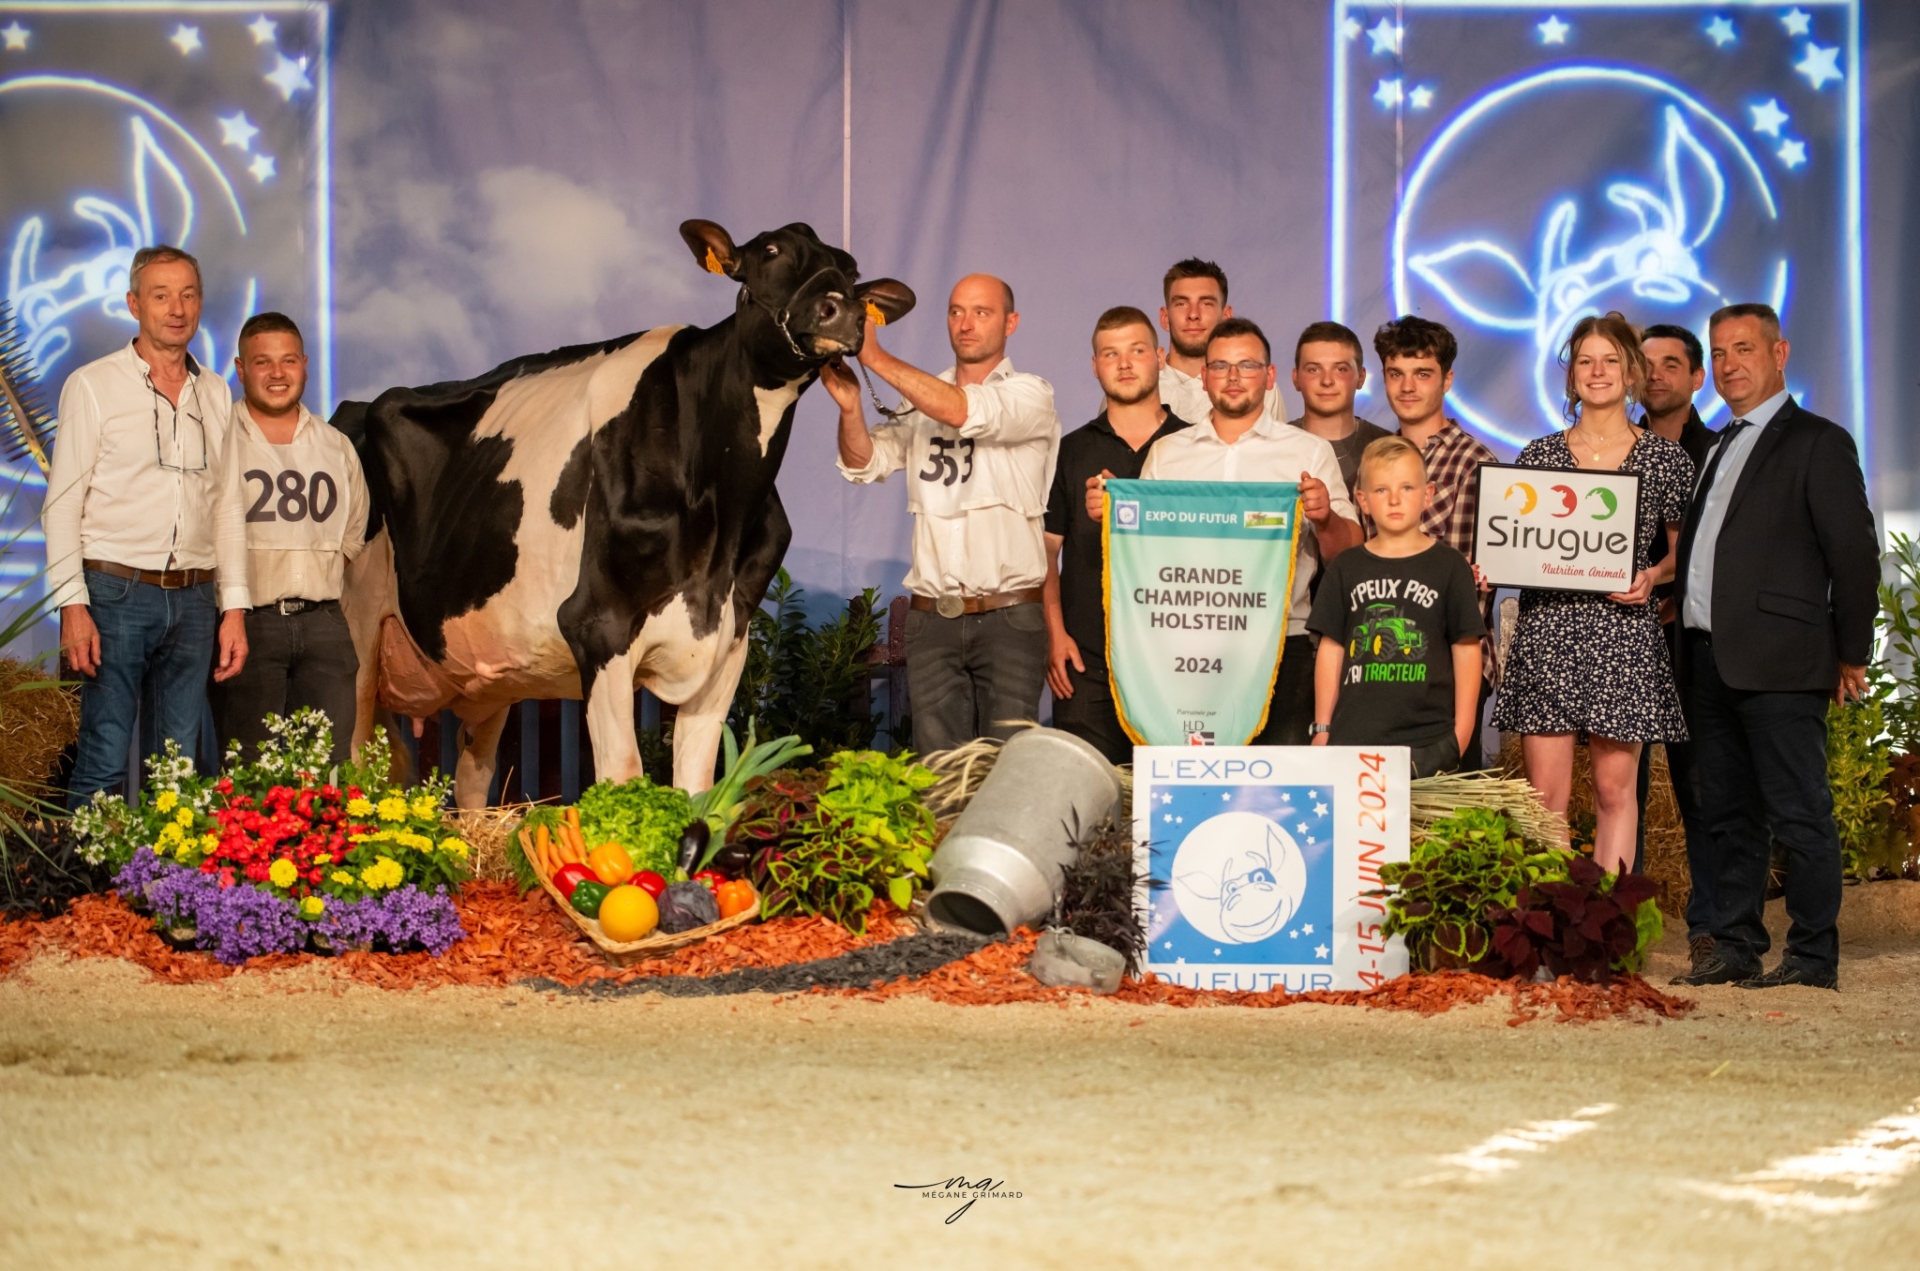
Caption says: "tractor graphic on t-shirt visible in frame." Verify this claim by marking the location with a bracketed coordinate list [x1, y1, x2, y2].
[1349, 603, 1425, 662]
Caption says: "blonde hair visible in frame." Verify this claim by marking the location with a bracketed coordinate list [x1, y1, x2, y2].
[1357, 435, 1427, 485]
[1560, 311, 1648, 422]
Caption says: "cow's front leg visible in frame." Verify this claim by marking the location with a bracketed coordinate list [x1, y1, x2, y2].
[670, 633, 749, 793]
[451, 704, 513, 809]
[583, 653, 644, 787]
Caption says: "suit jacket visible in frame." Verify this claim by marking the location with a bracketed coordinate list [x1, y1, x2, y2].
[1672, 396, 1878, 692]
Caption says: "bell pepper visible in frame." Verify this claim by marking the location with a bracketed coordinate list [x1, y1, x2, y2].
[691, 870, 725, 892]
[715, 878, 757, 920]
[631, 870, 668, 899]
[570, 879, 612, 919]
[552, 862, 596, 899]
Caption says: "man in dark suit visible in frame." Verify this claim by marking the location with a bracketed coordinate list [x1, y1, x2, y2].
[1670, 303, 1879, 990]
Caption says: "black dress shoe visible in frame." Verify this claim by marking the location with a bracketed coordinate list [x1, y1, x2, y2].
[1737, 962, 1839, 991]
[1685, 935, 1716, 973]
[1670, 953, 1763, 986]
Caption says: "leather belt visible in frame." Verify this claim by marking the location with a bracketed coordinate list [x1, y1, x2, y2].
[909, 587, 1043, 619]
[254, 597, 336, 616]
[83, 559, 215, 589]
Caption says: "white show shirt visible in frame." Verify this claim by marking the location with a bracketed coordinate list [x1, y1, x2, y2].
[227, 401, 370, 605]
[1140, 411, 1357, 635]
[43, 341, 250, 610]
[839, 357, 1060, 597]
[1157, 362, 1285, 429]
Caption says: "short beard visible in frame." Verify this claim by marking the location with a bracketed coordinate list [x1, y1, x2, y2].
[1210, 395, 1261, 421]
[1169, 332, 1209, 361]
[1105, 380, 1158, 407]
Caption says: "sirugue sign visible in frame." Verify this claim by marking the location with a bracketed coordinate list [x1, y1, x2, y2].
[1472, 463, 1641, 594]
[1133, 746, 1410, 993]
[1103, 479, 1301, 746]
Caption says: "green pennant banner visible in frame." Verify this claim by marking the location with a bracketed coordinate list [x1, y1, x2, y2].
[1103, 479, 1303, 746]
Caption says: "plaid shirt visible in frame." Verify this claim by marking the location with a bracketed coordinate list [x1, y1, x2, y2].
[1402, 418, 1499, 683]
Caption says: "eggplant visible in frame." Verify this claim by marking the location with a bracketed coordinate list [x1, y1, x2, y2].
[709, 844, 754, 880]
[676, 819, 711, 875]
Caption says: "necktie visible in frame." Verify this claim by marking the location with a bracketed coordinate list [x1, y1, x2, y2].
[1691, 418, 1749, 497]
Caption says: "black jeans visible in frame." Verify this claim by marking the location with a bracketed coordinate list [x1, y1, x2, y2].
[211, 602, 360, 768]
[1251, 634, 1317, 745]
[905, 602, 1049, 755]
[1051, 656, 1133, 766]
[1683, 633, 1841, 973]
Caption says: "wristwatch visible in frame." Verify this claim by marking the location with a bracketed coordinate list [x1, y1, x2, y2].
[1308, 723, 1331, 736]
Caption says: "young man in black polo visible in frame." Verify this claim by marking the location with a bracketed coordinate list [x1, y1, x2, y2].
[1042, 307, 1192, 762]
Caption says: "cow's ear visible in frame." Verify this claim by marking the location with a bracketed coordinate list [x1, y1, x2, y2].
[856, 278, 916, 327]
[680, 220, 741, 279]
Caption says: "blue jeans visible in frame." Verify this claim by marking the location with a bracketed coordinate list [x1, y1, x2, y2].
[66, 570, 218, 808]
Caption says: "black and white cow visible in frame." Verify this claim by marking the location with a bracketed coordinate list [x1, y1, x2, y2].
[334, 220, 914, 806]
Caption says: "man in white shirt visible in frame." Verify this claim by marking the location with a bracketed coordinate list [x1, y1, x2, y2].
[211, 312, 370, 766]
[1156, 258, 1284, 425]
[43, 245, 251, 806]
[1121, 318, 1362, 744]
[824, 273, 1060, 754]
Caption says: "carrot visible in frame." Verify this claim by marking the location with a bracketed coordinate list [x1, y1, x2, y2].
[534, 824, 551, 872]
[564, 806, 580, 832]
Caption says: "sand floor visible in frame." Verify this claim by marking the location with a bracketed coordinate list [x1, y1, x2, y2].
[4, 891, 1920, 1270]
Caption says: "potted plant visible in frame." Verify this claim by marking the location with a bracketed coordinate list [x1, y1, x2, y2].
[1373, 808, 1569, 973]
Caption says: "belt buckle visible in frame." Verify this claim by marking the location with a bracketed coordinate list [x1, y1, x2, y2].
[935, 595, 966, 619]
[277, 598, 303, 616]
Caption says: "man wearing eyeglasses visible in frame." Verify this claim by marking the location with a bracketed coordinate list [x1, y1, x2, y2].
[1096, 317, 1361, 744]
[43, 245, 251, 806]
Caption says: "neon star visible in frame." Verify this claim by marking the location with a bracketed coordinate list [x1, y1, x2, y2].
[170, 24, 203, 55]
[1795, 43, 1843, 90]
[1538, 16, 1570, 45]
[1373, 78, 1404, 109]
[248, 153, 276, 183]
[0, 20, 27, 51]
[1780, 8, 1812, 37]
[1409, 85, 1435, 111]
[266, 53, 313, 100]
[1704, 16, 1736, 47]
[248, 15, 278, 45]
[1341, 17, 1362, 41]
[1367, 18, 1403, 57]
[1778, 138, 1808, 169]
[217, 111, 259, 149]
[1750, 98, 1790, 137]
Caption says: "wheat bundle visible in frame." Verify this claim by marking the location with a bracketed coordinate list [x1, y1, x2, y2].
[1409, 768, 1566, 849]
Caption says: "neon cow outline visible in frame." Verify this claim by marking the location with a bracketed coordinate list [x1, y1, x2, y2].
[1406, 105, 1754, 430]
[6, 115, 249, 385]
[1176, 822, 1299, 943]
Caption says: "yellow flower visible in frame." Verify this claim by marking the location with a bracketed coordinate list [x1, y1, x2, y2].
[313, 853, 331, 866]
[330, 871, 355, 886]
[411, 797, 439, 820]
[440, 836, 470, 859]
[347, 796, 374, 818]
[201, 833, 219, 851]
[174, 807, 194, 828]
[173, 841, 194, 861]
[154, 790, 178, 813]
[300, 896, 326, 918]
[396, 832, 432, 852]
[158, 822, 184, 847]
[376, 796, 408, 823]
[359, 856, 403, 890]
[269, 858, 299, 888]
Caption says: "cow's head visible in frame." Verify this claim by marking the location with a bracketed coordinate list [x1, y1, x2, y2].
[680, 219, 914, 371]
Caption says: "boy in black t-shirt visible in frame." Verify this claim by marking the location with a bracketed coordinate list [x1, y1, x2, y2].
[1307, 437, 1485, 776]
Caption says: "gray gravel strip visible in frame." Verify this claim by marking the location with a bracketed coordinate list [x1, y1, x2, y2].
[521, 930, 994, 998]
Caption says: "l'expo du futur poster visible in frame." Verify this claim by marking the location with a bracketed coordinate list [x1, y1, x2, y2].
[1132, 746, 1411, 993]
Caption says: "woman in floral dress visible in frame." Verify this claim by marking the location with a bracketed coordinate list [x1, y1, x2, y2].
[1492, 312, 1695, 872]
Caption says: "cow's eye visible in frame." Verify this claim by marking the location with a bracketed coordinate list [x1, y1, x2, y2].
[764, 243, 781, 257]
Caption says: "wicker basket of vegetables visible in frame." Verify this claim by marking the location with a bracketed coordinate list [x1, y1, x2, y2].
[507, 729, 811, 965]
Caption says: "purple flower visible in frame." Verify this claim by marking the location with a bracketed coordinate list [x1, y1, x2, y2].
[319, 887, 465, 956]
[110, 851, 466, 963]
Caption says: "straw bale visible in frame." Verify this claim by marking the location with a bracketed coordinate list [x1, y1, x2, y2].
[439, 803, 534, 883]
[0, 657, 79, 794]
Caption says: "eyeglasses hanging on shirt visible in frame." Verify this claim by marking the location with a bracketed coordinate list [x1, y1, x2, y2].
[145, 371, 208, 473]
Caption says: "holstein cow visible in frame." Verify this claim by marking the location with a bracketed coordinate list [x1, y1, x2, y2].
[334, 220, 914, 807]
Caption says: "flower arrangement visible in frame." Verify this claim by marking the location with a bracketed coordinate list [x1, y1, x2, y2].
[73, 710, 468, 963]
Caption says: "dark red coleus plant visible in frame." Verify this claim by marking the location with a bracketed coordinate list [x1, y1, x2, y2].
[1486, 855, 1660, 985]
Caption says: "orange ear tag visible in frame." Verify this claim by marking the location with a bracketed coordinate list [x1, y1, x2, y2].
[864, 300, 887, 326]
[704, 247, 726, 275]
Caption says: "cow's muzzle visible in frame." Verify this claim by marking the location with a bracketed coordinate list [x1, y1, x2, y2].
[796, 289, 863, 358]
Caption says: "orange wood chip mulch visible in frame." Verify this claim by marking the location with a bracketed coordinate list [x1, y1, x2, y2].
[0, 884, 1694, 1023]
